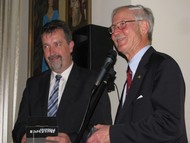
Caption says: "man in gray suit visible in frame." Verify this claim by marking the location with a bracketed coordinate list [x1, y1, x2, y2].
[87, 4, 188, 143]
[12, 20, 112, 143]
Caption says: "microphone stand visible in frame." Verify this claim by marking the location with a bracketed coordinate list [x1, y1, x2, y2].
[74, 68, 116, 143]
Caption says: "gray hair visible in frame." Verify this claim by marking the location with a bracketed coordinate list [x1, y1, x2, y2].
[112, 5, 154, 42]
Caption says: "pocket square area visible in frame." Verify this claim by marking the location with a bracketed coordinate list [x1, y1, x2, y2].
[137, 95, 143, 100]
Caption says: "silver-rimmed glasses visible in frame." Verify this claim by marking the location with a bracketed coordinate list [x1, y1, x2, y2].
[108, 20, 142, 34]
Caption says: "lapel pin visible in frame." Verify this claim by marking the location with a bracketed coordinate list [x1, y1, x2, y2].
[137, 74, 141, 79]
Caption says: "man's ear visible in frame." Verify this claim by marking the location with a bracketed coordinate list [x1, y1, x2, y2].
[140, 20, 149, 35]
[69, 40, 74, 53]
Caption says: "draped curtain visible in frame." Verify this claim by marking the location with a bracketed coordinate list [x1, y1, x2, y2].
[0, 0, 28, 142]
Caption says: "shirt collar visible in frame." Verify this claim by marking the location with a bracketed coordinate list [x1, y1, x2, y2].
[51, 62, 73, 82]
[128, 45, 151, 76]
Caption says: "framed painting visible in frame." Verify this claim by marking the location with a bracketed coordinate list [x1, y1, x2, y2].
[28, 0, 91, 76]
[66, 0, 91, 31]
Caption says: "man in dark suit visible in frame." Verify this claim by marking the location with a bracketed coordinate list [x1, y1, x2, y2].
[12, 20, 112, 143]
[87, 4, 188, 143]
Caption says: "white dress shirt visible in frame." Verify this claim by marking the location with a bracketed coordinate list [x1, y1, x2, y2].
[49, 62, 73, 106]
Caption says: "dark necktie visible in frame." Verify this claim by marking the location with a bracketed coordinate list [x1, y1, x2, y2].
[122, 66, 132, 106]
[115, 66, 133, 121]
[47, 75, 62, 117]
[127, 66, 132, 95]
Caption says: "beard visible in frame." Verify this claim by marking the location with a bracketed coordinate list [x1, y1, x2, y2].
[48, 55, 63, 72]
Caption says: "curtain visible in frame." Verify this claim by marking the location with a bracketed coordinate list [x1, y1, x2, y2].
[0, 0, 23, 142]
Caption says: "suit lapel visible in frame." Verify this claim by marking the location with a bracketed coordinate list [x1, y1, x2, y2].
[114, 81, 126, 123]
[123, 65, 147, 108]
[39, 71, 51, 116]
[57, 65, 80, 113]
[115, 47, 156, 122]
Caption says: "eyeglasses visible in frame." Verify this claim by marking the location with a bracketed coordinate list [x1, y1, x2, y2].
[108, 20, 142, 34]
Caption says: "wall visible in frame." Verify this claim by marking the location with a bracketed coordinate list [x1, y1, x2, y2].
[92, 0, 190, 139]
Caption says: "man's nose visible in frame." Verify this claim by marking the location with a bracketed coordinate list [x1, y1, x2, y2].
[49, 46, 56, 55]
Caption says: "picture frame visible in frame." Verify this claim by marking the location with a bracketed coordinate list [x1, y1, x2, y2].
[28, 0, 91, 76]
[67, 0, 92, 31]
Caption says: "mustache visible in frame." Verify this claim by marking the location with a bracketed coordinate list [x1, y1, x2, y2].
[48, 54, 62, 61]
[114, 35, 125, 41]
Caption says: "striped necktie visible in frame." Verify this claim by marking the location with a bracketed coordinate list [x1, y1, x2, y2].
[47, 75, 62, 117]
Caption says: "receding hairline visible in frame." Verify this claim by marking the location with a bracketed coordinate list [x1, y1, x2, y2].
[111, 5, 147, 20]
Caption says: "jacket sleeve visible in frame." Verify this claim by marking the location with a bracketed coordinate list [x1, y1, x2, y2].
[12, 80, 31, 143]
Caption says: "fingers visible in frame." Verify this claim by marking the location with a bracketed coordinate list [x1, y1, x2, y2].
[21, 134, 26, 143]
[86, 125, 110, 143]
[94, 124, 102, 129]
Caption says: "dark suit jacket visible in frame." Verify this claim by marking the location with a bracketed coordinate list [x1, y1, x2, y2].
[12, 64, 112, 143]
[110, 47, 188, 143]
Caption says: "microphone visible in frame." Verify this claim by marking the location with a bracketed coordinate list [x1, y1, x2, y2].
[94, 50, 117, 87]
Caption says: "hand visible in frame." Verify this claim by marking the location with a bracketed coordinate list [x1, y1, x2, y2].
[46, 132, 71, 143]
[86, 124, 110, 143]
[21, 134, 26, 143]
